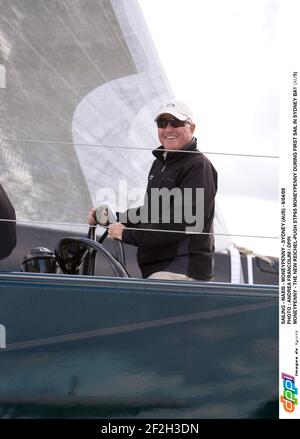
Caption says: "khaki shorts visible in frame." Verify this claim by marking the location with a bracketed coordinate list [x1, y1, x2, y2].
[147, 271, 196, 281]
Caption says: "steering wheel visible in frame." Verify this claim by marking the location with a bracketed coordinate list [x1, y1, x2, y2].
[82, 223, 127, 276]
[55, 207, 128, 278]
[55, 234, 129, 278]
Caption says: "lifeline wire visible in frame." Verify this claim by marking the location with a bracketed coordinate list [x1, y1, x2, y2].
[0, 218, 279, 240]
[0, 137, 279, 159]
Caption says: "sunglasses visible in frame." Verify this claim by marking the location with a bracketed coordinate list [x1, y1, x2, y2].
[156, 118, 190, 129]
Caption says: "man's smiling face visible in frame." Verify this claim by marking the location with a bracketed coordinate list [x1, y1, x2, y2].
[157, 113, 195, 150]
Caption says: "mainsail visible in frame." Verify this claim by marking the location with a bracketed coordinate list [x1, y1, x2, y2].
[1, 0, 240, 263]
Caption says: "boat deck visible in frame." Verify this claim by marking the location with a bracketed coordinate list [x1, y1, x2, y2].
[0, 273, 278, 418]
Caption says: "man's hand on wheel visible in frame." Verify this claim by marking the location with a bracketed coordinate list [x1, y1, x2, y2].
[108, 223, 125, 240]
[87, 205, 117, 226]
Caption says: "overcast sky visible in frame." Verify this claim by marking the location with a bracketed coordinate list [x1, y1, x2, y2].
[137, 0, 297, 257]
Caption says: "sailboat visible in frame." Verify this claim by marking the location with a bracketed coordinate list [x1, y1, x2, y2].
[0, 0, 278, 418]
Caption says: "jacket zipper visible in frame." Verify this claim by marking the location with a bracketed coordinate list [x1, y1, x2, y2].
[161, 152, 167, 172]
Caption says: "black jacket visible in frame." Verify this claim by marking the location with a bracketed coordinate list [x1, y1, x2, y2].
[121, 138, 217, 279]
[0, 183, 17, 260]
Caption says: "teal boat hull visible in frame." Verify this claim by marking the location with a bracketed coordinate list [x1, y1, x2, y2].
[0, 273, 278, 418]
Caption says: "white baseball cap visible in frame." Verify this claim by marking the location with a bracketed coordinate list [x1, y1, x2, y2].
[154, 99, 194, 122]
